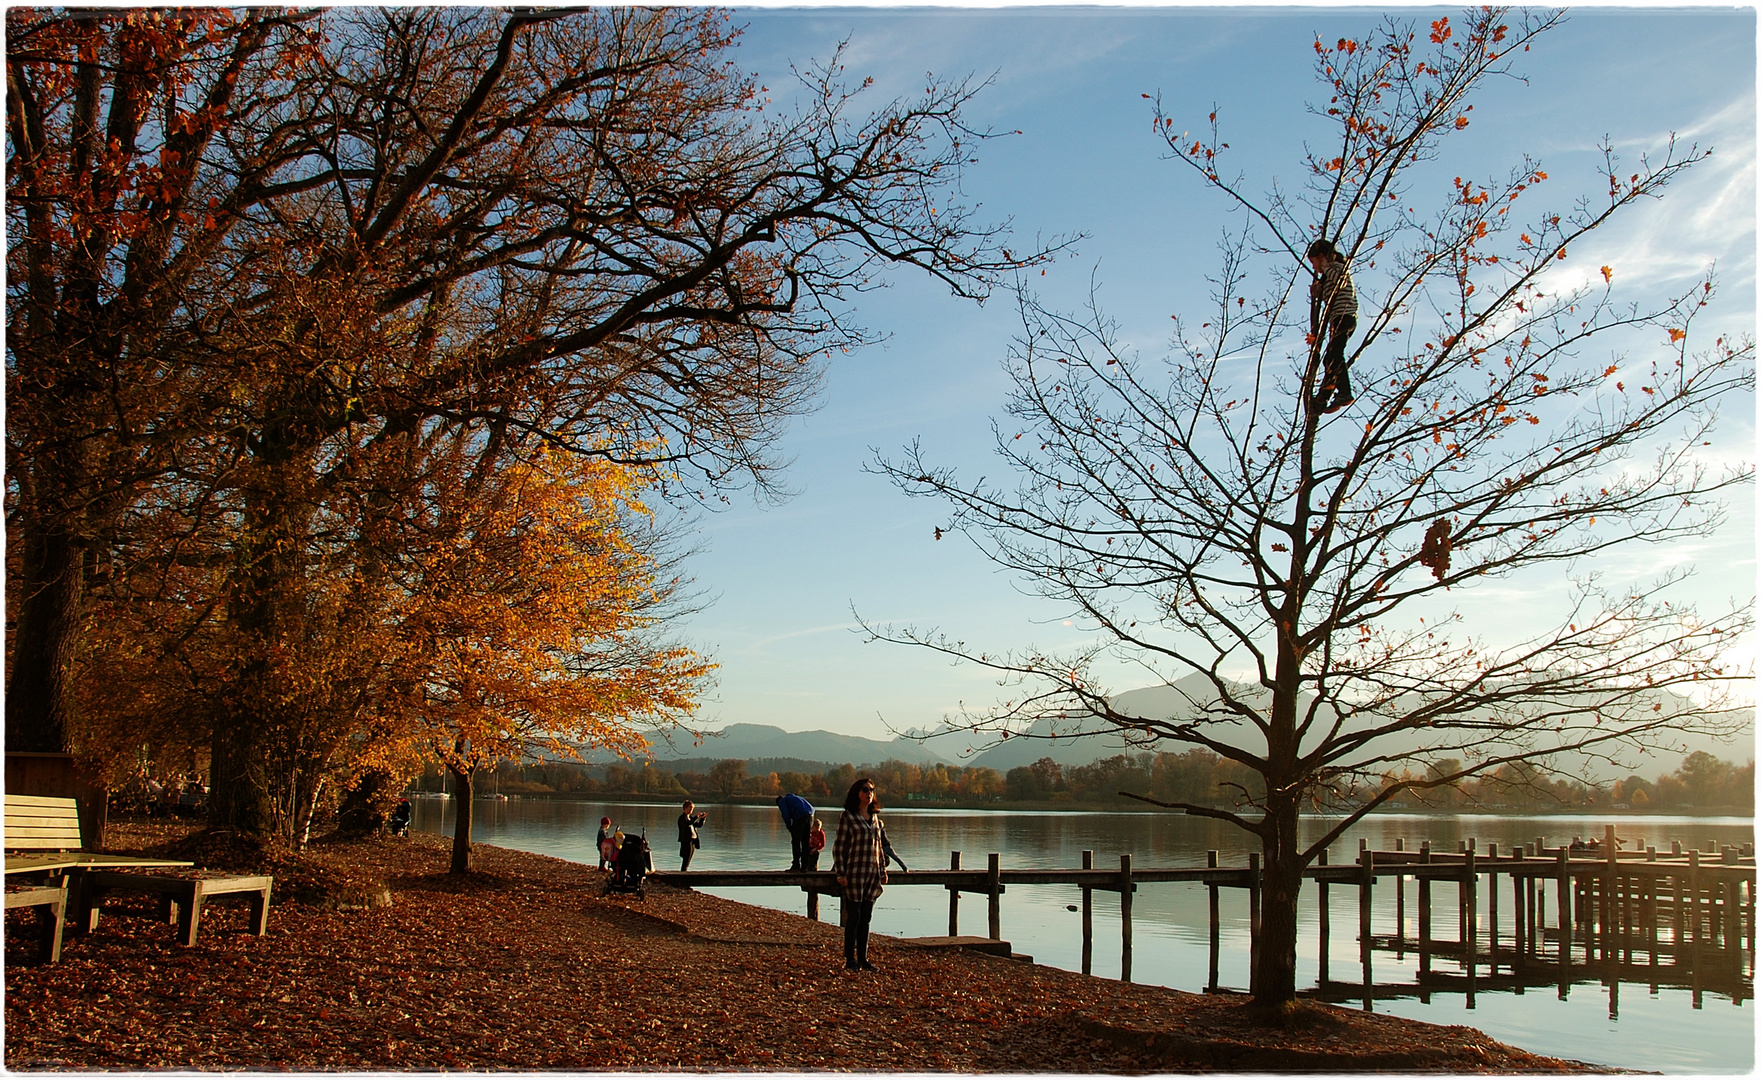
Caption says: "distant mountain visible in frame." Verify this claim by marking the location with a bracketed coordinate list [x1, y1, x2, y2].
[960, 677, 1753, 781]
[581, 722, 954, 768]
[963, 673, 1225, 773]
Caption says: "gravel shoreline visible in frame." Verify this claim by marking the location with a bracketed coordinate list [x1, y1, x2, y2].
[4, 825, 1607, 1072]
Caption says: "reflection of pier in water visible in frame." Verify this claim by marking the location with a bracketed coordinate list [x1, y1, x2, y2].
[1310, 824, 1753, 1011]
[651, 823, 1753, 1011]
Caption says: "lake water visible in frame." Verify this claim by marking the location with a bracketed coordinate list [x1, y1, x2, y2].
[410, 798, 1754, 1073]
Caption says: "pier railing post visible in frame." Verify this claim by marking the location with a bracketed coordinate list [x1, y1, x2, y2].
[987, 853, 1002, 942]
[1081, 849, 1094, 976]
[1395, 838, 1406, 958]
[1206, 850, 1220, 992]
[948, 851, 960, 937]
[1418, 841, 1432, 978]
[1317, 848, 1330, 986]
[1688, 850, 1702, 970]
[1120, 853, 1134, 984]
[1463, 847, 1477, 1005]
[1556, 846, 1571, 991]
[1248, 851, 1261, 992]
[1358, 847, 1373, 1008]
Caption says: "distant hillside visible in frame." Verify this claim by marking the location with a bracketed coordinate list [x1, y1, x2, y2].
[960, 677, 1753, 781]
[580, 723, 954, 768]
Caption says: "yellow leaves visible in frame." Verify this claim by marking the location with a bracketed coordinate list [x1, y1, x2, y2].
[1604, 364, 1619, 377]
[1668, 328, 1687, 344]
[1454, 116, 1470, 130]
[1430, 16, 1452, 43]
[1600, 265, 1613, 283]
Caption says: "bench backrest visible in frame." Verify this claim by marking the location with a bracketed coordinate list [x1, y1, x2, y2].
[4, 794, 84, 852]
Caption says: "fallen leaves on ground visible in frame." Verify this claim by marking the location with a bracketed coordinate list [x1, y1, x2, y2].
[5, 822, 1598, 1072]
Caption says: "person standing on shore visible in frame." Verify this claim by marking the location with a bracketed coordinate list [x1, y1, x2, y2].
[677, 801, 707, 871]
[776, 792, 815, 871]
[596, 817, 616, 871]
[833, 778, 887, 972]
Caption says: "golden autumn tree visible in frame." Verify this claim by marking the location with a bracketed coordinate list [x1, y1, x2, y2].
[875, 7, 1753, 1005]
[370, 443, 712, 873]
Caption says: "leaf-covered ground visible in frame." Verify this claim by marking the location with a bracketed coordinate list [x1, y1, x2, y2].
[5, 823, 1602, 1072]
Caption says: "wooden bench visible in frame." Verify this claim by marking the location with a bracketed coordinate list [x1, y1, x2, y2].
[77, 870, 273, 946]
[4, 794, 269, 946]
[4, 877, 68, 963]
[4, 794, 193, 875]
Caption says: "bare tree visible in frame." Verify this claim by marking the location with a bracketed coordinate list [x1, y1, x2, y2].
[872, 7, 1753, 1005]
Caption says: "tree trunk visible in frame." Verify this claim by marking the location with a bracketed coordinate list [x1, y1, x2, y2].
[336, 767, 400, 836]
[1253, 794, 1306, 1004]
[208, 692, 279, 838]
[450, 764, 474, 874]
[5, 523, 82, 754]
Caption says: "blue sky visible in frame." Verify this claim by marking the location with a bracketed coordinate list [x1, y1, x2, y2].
[669, 6, 1757, 745]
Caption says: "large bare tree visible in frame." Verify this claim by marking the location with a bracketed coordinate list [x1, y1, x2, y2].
[873, 7, 1753, 1005]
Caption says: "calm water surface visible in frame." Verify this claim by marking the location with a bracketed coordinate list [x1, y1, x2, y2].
[411, 799, 1754, 1072]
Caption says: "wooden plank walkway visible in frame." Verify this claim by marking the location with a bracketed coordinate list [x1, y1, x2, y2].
[647, 823, 1755, 999]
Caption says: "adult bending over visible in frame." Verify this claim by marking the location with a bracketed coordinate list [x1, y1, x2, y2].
[833, 778, 887, 972]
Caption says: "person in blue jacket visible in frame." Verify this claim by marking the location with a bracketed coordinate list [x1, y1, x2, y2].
[775, 792, 815, 871]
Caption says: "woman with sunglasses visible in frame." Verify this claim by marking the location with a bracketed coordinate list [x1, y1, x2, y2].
[832, 777, 887, 971]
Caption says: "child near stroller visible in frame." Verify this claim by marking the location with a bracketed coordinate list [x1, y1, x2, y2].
[604, 832, 653, 898]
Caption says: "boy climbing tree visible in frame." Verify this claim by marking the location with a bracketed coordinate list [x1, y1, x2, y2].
[1307, 238, 1358, 412]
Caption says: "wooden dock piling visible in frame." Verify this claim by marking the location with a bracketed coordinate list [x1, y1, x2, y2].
[1080, 849, 1094, 976]
[1120, 853, 1134, 984]
[1206, 850, 1220, 992]
[1317, 848, 1330, 985]
[947, 851, 960, 936]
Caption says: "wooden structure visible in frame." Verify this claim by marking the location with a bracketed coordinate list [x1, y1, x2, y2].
[5, 877, 69, 964]
[647, 822, 1754, 1000]
[77, 870, 274, 947]
[4, 794, 193, 875]
[4, 794, 272, 949]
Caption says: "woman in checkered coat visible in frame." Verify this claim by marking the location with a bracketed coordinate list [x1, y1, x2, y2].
[832, 777, 887, 971]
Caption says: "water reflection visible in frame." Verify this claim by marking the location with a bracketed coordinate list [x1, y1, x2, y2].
[410, 797, 1754, 1073]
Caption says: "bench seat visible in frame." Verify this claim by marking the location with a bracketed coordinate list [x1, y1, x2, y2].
[77, 870, 273, 946]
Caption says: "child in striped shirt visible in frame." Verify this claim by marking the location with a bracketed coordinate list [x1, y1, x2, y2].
[1307, 238, 1358, 413]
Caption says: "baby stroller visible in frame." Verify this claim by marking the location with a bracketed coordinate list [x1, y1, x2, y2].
[604, 832, 653, 898]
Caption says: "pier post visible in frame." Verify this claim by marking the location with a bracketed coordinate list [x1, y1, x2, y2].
[808, 890, 819, 922]
[1514, 852, 1527, 975]
[1487, 843, 1499, 974]
[1604, 824, 1618, 966]
[1395, 838, 1406, 957]
[1463, 848, 1477, 1005]
[1081, 850, 1094, 976]
[1317, 848, 1330, 986]
[1556, 847, 1571, 986]
[1248, 852, 1261, 988]
[1207, 850, 1220, 991]
[1120, 853, 1134, 984]
[947, 851, 960, 937]
[1358, 847, 1373, 1007]
[987, 853, 1002, 942]
[1417, 841, 1432, 978]
[1688, 850, 1702, 970]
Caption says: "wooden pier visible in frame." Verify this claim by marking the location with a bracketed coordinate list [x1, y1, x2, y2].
[645, 824, 1755, 1001]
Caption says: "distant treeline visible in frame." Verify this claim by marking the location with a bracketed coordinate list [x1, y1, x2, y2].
[415, 747, 1754, 811]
